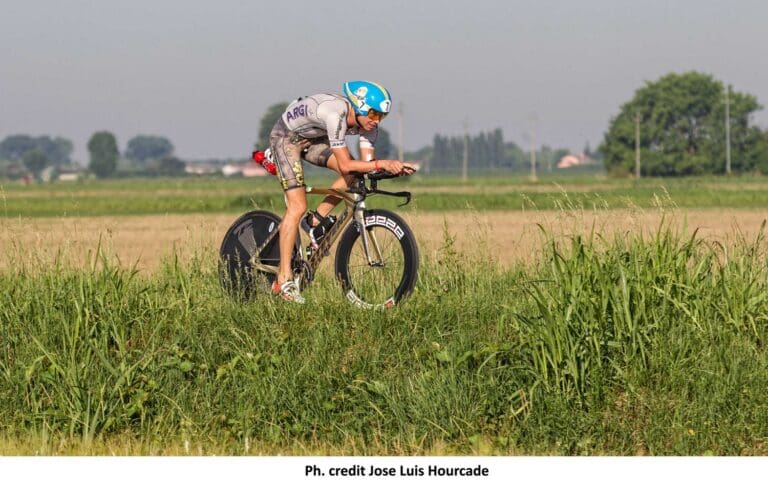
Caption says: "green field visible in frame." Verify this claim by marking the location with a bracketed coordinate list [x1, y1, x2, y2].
[2, 219, 768, 455]
[2, 174, 768, 455]
[4, 174, 768, 217]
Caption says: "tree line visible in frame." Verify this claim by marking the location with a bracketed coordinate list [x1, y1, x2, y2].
[0, 135, 74, 179]
[87, 132, 185, 178]
[424, 130, 574, 173]
[418, 71, 768, 176]
[0, 132, 184, 180]
[4, 71, 768, 181]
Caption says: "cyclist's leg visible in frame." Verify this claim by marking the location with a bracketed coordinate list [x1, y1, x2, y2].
[312, 151, 356, 220]
[270, 121, 309, 285]
[278, 187, 306, 284]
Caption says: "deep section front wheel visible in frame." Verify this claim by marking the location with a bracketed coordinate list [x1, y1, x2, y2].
[335, 209, 419, 308]
[219, 210, 297, 298]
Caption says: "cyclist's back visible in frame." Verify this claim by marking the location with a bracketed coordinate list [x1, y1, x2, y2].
[280, 93, 376, 148]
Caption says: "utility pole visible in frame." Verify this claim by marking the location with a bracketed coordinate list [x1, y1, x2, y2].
[634, 112, 641, 179]
[529, 115, 537, 181]
[462, 118, 469, 182]
[397, 102, 404, 162]
[725, 84, 732, 175]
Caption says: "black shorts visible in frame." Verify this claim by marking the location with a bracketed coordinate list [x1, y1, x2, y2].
[269, 118, 333, 191]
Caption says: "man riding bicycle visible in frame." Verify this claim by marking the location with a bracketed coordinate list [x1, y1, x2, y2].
[266, 80, 415, 303]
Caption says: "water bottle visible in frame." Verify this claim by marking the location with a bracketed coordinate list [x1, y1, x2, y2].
[252, 149, 277, 175]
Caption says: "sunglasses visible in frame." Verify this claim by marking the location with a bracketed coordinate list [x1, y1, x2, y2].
[366, 109, 388, 121]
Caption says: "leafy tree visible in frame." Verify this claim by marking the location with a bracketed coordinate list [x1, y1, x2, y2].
[405, 145, 433, 171]
[87, 131, 119, 178]
[0, 135, 73, 166]
[1, 162, 27, 180]
[431, 129, 536, 172]
[600, 71, 764, 176]
[22, 149, 48, 178]
[539, 145, 555, 172]
[432, 134, 450, 169]
[125, 135, 174, 164]
[488, 128, 504, 169]
[503, 142, 527, 170]
[152, 156, 186, 176]
[37, 137, 73, 166]
[0, 135, 37, 161]
[256, 102, 289, 149]
[742, 128, 768, 173]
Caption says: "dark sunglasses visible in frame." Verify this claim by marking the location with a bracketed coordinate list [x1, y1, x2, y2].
[366, 109, 388, 121]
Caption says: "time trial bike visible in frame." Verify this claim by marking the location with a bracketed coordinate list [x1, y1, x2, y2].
[219, 170, 419, 308]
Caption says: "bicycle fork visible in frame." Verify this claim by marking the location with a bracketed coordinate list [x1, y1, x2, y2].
[353, 202, 385, 267]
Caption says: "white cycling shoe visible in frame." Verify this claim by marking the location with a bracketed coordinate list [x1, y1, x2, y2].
[271, 280, 305, 304]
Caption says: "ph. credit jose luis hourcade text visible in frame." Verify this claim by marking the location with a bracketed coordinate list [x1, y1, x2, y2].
[305, 463, 490, 477]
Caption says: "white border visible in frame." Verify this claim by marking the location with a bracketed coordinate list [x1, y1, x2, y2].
[1, 456, 766, 483]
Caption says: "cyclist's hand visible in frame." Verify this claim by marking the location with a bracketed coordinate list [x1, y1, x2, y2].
[400, 164, 417, 175]
[378, 160, 416, 175]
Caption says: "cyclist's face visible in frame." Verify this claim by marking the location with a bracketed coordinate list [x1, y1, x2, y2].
[357, 110, 386, 131]
[367, 109, 387, 122]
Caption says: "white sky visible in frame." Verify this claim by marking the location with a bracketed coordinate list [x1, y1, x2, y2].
[2, 0, 767, 161]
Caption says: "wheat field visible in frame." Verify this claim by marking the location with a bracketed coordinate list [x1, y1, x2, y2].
[3, 208, 768, 271]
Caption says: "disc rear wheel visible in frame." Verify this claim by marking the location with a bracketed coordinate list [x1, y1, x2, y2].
[219, 210, 298, 299]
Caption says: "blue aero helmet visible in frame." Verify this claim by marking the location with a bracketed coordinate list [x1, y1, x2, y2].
[343, 80, 392, 118]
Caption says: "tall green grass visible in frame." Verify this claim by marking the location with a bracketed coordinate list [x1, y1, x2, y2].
[1, 221, 768, 455]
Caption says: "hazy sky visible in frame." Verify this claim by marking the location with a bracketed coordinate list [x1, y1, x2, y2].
[2, 0, 767, 161]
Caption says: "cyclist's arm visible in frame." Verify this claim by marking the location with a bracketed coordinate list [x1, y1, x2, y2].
[319, 107, 374, 174]
[360, 132, 415, 174]
[331, 147, 415, 175]
[330, 146, 379, 175]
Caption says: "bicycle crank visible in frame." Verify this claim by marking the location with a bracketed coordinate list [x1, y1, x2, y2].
[293, 259, 314, 288]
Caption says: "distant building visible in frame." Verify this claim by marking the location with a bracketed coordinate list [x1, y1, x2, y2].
[58, 173, 81, 182]
[55, 164, 87, 182]
[222, 162, 269, 177]
[185, 162, 221, 176]
[241, 164, 269, 177]
[40, 166, 57, 183]
[557, 153, 596, 169]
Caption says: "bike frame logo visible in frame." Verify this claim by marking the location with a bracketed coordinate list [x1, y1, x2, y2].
[365, 215, 404, 240]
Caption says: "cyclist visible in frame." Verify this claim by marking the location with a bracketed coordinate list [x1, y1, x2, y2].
[267, 80, 415, 303]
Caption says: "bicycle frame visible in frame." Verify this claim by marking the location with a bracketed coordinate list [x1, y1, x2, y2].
[249, 175, 400, 287]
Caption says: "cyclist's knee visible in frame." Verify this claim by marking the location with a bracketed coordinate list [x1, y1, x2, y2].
[284, 207, 305, 222]
[284, 196, 307, 220]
